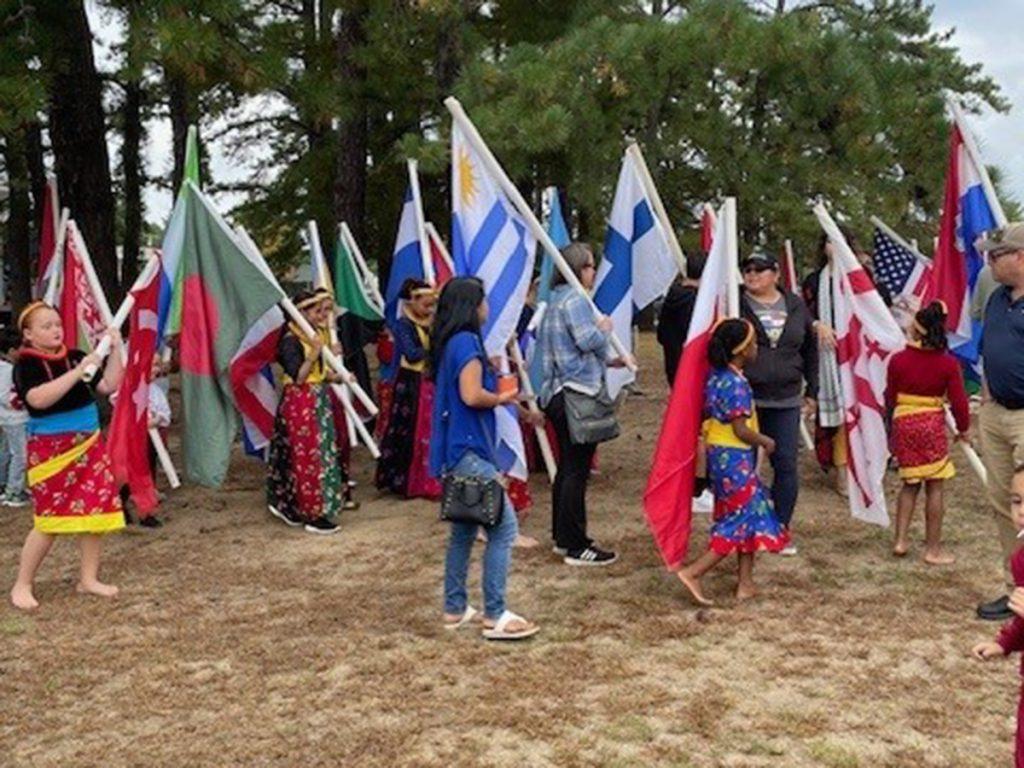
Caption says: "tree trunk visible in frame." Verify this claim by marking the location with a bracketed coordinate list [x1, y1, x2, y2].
[3, 129, 33, 311]
[121, 7, 145, 291]
[334, 2, 368, 248]
[39, 0, 119, 304]
[168, 72, 197, 193]
[303, 0, 335, 244]
[25, 120, 46, 237]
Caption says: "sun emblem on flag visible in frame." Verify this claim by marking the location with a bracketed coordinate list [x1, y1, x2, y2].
[458, 147, 478, 207]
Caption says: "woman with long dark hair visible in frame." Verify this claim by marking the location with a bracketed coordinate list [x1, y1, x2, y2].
[429, 277, 538, 641]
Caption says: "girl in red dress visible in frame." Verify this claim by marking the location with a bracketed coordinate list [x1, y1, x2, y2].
[972, 464, 1024, 767]
[9, 302, 125, 611]
[884, 300, 970, 564]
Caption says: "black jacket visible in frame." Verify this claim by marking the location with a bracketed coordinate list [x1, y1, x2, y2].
[741, 289, 818, 403]
[656, 281, 699, 386]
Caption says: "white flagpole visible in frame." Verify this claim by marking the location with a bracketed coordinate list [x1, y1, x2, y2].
[506, 338, 556, 482]
[424, 222, 455, 274]
[305, 221, 359, 448]
[338, 223, 385, 311]
[625, 141, 687, 276]
[947, 99, 1009, 228]
[724, 198, 740, 318]
[407, 159, 435, 285]
[869, 216, 932, 265]
[445, 96, 635, 370]
[43, 208, 70, 306]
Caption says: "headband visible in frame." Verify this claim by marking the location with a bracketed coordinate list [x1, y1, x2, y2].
[296, 291, 331, 310]
[712, 318, 756, 356]
[410, 287, 436, 299]
[18, 301, 50, 331]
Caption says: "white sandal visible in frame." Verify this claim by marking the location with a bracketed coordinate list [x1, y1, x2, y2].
[482, 610, 539, 641]
[443, 605, 479, 631]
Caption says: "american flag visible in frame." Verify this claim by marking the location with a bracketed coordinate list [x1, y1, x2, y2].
[872, 227, 932, 330]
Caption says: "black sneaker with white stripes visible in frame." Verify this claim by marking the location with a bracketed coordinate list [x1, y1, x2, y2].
[564, 546, 617, 567]
[304, 516, 340, 535]
[268, 504, 303, 528]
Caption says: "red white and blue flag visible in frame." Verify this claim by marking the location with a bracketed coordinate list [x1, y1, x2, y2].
[924, 122, 998, 363]
[872, 227, 933, 330]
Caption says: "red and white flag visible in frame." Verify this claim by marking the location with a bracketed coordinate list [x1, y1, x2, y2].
[428, 223, 454, 288]
[35, 176, 60, 298]
[780, 241, 799, 293]
[700, 204, 716, 253]
[57, 222, 106, 351]
[109, 257, 162, 515]
[228, 305, 284, 454]
[643, 207, 730, 569]
[815, 205, 906, 526]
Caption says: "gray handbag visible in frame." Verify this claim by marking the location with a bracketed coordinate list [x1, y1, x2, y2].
[563, 384, 620, 445]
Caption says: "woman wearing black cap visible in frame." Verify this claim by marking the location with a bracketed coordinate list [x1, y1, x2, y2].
[740, 251, 818, 555]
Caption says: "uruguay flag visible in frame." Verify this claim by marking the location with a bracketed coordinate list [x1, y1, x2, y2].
[384, 186, 426, 328]
[594, 150, 678, 399]
[452, 123, 537, 480]
[925, 122, 998, 364]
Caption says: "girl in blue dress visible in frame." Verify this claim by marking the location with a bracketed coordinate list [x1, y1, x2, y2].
[677, 318, 788, 606]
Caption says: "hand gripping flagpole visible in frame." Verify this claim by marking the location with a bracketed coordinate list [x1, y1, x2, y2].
[625, 141, 687, 277]
[77, 248, 181, 488]
[234, 226, 380, 458]
[444, 96, 636, 371]
[506, 338, 557, 482]
[305, 220, 359, 448]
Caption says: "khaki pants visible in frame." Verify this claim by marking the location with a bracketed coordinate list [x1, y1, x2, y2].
[979, 402, 1024, 589]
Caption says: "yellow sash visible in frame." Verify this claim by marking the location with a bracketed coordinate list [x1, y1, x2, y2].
[703, 410, 760, 450]
[28, 431, 100, 488]
[893, 394, 944, 420]
[401, 320, 431, 373]
[282, 326, 331, 385]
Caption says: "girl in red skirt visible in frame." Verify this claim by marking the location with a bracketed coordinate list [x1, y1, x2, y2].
[885, 300, 970, 564]
[9, 302, 125, 611]
[972, 464, 1024, 767]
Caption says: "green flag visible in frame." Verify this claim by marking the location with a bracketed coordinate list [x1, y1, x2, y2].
[176, 182, 283, 486]
[334, 234, 383, 322]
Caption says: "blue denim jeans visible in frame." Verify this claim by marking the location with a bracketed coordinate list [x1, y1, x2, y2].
[0, 423, 27, 497]
[756, 406, 801, 528]
[442, 451, 519, 620]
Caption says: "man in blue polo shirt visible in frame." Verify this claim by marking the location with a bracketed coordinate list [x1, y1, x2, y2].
[976, 223, 1024, 621]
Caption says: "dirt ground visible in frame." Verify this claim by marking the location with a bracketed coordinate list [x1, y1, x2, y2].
[0, 334, 1018, 767]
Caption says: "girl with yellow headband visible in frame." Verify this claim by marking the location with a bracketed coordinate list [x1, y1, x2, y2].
[677, 318, 789, 606]
[885, 300, 970, 564]
[9, 301, 125, 611]
[266, 288, 358, 534]
[375, 278, 442, 500]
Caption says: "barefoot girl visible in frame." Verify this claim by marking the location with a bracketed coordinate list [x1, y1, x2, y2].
[267, 288, 357, 535]
[9, 302, 125, 611]
[972, 463, 1024, 767]
[885, 300, 970, 563]
[677, 318, 788, 605]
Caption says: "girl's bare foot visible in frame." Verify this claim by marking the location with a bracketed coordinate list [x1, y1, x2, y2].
[892, 541, 909, 557]
[736, 582, 758, 602]
[76, 581, 119, 599]
[10, 584, 39, 611]
[676, 570, 714, 606]
[514, 534, 539, 549]
[923, 550, 956, 566]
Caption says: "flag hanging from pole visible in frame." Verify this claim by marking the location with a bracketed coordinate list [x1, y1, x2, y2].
[452, 122, 538, 479]
[594, 150, 678, 399]
[700, 205, 716, 253]
[816, 206, 906, 526]
[109, 258, 162, 514]
[643, 207, 730, 569]
[780, 242, 799, 294]
[334, 233, 383, 322]
[872, 227, 933, 330]
[384, 186, 426, 326]
[35, 176, 60, 299]
[56, 222, 106, 352]
[427, 224, 454, 288]
[158, 125, 202, 340]
[924, 122, 997, 364]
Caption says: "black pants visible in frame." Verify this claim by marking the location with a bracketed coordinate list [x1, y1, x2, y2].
[545, 392, 597, 551]
[756, 406, 801, 528]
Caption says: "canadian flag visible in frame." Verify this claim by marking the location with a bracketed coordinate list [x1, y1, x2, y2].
[58, 222, 107, 351]
[643, 206, 730, 569]
[109, 255, 163, 515]
[815, 205, 906, 526]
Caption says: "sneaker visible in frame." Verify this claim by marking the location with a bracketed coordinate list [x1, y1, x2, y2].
[268, 504, 303, 528]
[780, 543, 798, 557]
[552, 545, 568, 556]
[138, 515, 164, 529]
[564, 546, 618, 567]
[342, 499, 361, 511]
[2, 492, 31, 507]
[304, 517, 340, 535]
[692, 489, 714, 514]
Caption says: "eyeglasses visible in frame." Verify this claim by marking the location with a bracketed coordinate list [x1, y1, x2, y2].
[742, 265, 774, 274]
[988, 248, 1020, 262]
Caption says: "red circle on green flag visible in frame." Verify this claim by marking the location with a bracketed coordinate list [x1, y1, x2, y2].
[179, 275, 218, 376]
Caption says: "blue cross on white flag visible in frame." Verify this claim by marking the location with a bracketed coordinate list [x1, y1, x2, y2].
[594, 150, 678, 398]
[451, 123, 537, 480]
[384, 186, 425, 328]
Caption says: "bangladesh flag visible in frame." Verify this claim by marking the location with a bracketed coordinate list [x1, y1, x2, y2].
[334, 234, 383, 322]
[172, 181, 284, 487]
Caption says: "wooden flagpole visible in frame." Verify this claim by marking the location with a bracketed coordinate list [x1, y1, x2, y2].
[625, 141, 687, 277]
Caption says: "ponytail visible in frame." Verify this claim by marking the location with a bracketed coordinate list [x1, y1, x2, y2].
[913, 301, 948, 350]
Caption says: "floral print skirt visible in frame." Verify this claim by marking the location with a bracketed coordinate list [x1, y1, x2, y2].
[706, 445, 787, 555]
[375, 369, 440, 500]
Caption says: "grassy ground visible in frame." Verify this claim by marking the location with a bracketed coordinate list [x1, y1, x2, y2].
[0, 334, 1017, 767]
